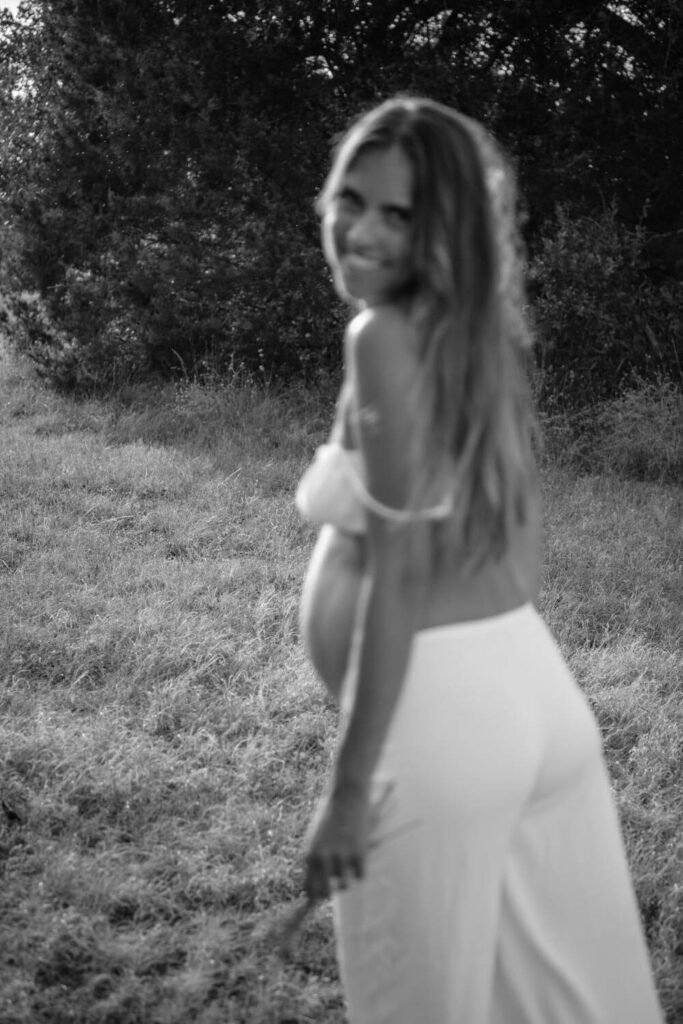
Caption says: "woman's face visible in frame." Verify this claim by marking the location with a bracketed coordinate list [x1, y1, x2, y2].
[322, 144, 415, 306]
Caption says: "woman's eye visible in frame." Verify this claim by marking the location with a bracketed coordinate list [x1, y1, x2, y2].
[386, 208, 411, 227]
[337, 190, 362, 212]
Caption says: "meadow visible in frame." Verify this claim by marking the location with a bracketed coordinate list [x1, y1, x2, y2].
[1, 338, 681, 1023]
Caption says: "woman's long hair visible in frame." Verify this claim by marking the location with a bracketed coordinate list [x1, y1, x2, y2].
[317, 96, 537, 569]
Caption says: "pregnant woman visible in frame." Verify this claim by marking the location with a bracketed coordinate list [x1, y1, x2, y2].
[296, 97, 663, 1023]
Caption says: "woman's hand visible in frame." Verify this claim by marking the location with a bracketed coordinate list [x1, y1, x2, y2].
[303, 781, 371, 901]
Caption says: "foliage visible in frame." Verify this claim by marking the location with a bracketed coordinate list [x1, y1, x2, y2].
[0, 0, 351, 387]
[538, 376, 683, 485]
[531, 205, 683, 404]
[592, 377, 683, 483]
[0, 0, 682, 392]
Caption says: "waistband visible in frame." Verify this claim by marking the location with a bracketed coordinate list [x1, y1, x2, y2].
[415, 602, 536, 641]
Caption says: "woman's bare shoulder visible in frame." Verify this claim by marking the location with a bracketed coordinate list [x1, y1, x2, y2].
[344, 305, 419, 382]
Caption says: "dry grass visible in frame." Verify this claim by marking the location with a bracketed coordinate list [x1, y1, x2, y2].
[1, 340, 681, 1023]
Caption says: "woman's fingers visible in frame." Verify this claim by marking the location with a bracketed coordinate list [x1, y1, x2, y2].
[305, 849, 362, 900]
[329, 853, 349, 888]
[348, 852, 364, 880]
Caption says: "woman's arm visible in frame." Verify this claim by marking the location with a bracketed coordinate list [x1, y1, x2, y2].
[304, 306, 431, 898]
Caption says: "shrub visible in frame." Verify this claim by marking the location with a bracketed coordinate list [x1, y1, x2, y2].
[530, 205, 683, 407]
[591, 377, 683, 483]
[537, 376, 682, 483]
[0, 3, 352, 392]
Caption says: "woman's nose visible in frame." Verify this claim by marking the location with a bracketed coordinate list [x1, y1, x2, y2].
[346, 209, 381, 249]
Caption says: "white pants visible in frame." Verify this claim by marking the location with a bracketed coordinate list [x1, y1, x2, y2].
[334, 605, 663, 1024]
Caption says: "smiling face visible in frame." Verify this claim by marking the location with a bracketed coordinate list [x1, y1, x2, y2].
[321, 144, 415, 307]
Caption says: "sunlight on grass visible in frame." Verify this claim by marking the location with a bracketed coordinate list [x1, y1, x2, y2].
[1, 339, 680, 1022]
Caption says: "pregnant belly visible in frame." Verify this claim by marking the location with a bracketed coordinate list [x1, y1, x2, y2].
[299, 525, 365, 701]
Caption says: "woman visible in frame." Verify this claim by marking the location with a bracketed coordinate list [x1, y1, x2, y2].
[295, 97, 663, 1023]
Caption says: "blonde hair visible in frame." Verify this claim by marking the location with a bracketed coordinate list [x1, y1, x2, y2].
[318, 96, 537, 569]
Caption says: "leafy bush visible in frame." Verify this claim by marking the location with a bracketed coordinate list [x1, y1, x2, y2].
[530, 205, 683, 406]
[0, 2, 351, 391]
[591, 377, 682, 483]
[538, 377, 682, 483]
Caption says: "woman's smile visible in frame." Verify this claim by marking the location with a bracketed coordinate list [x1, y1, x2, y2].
[339, 251, 392, 283]
[343, 253, 386, 269]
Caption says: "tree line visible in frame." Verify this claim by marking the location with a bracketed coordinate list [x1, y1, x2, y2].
[0, 0, 681, 402]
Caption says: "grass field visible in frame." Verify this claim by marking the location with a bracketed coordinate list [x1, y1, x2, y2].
[1, 339, 681, 1023]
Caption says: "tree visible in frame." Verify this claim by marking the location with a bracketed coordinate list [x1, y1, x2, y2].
[0, 0, 681, 393]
